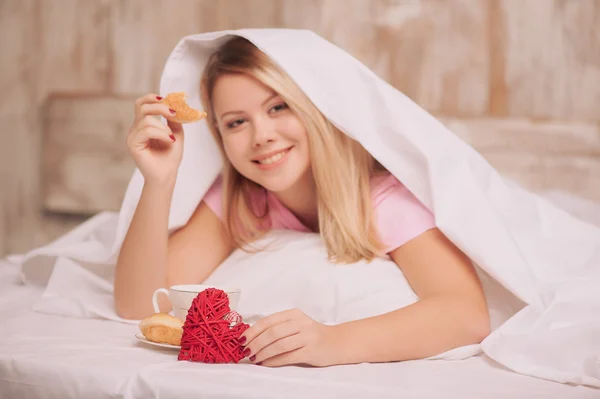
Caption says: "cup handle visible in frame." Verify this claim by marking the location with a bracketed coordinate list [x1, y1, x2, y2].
[152, 288, 170, 314]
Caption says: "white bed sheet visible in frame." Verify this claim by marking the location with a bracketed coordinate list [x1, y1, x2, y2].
[1, 261, 598, 399]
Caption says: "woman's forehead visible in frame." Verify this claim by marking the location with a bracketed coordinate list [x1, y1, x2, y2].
[213, 74, 274, 102]
[213, 74, 277, 114]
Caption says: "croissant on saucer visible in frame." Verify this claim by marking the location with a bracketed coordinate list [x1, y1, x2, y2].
[160, 92, 207, 124]
[139, 313, 184, 346]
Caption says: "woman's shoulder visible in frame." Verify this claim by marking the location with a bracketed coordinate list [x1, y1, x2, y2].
[369, 171, 436, 252]
[369, 170, 432, 212]
[202, 174, 224, 218]
[370, 171, 409, 204]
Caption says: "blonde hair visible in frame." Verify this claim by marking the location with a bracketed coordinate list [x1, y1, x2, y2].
[200, 37, 386, 263]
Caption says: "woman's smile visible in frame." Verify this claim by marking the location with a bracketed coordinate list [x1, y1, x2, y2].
[252, 146, 293, 170]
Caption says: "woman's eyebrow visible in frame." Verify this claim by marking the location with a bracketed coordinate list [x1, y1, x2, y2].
[261, 92, 279, 106]
[219, 92, 279, 120]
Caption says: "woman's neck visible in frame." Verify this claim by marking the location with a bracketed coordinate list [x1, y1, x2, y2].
[273, 171, 319, 232]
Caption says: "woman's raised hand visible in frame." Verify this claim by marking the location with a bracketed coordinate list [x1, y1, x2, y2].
[126, 94, 185, 187]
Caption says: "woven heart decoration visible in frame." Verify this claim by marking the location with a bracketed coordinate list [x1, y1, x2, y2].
[178, 288, 249, 363]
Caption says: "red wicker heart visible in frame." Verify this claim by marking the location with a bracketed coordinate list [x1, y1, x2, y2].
[178, 288, 249, 363]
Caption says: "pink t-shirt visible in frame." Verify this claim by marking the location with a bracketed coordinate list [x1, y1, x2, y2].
[202, 172, 436, 253]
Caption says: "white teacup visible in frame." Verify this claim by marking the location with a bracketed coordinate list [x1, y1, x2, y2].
[152, 284, 242, 321]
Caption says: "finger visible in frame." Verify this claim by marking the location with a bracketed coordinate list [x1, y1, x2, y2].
[257, 346, 304, 368]
[134, 93, 164, 119]
[131, 125, 176, 146]
[127, 115, 163, 142]
[241, 309, 298, 346]
[137, 114, 174, 131]
[251, 327, 304, 364]
[136, 115, 183, 143]
[139, 103, 177, 121]
[246, 320, 300, 359]
[167, 120, 183, 135]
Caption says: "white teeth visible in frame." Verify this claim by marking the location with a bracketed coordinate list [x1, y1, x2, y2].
[258, 149, 288, 165]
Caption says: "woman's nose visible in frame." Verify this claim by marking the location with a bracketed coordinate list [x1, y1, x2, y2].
[252, 117, 276, 146]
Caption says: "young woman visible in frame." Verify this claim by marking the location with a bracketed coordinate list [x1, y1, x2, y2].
[114, 37, 490, 367]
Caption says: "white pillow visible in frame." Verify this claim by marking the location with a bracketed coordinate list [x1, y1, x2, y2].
[203, 230, 419, 326]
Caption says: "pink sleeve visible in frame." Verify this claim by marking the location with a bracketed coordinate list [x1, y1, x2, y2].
[372, 175, 436, 253]
[202, 175, 224, 219]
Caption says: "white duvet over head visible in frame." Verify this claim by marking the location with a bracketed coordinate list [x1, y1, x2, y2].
[14, 29, 600, 387]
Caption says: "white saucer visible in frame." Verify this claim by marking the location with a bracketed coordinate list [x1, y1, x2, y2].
[135, 332, 181, 350]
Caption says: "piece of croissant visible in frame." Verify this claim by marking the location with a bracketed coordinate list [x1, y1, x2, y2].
[160, 92, 207, 124]
[139, 312, 184, 346]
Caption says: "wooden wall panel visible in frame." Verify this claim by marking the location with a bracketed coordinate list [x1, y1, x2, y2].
[0, 0, 112, 255]
[1, 0, 599, 257]
[441, 118, 600, 202]
[0, 0, 39, 116]
[373, 0, 490, 116]
[109, 0, 284, 94]
[42, 95, 137, 215]
[109, 0, 205, 93]
[281, 0, 490, 116]
[493, 0, 600, 120]
[0, 0, 44, 256]
[38, 110, 600, 221]
[209, 0, 282, 30]
[37, 0, 112, 95]
[280, 0, 380, 62]
[0, 117, 43, 256]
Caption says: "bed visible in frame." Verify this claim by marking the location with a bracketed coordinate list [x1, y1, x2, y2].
[1, 262, 598, 399]
[2, 188, 600, 399]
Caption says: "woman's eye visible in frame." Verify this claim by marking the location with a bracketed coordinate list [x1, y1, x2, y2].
[227, 118, 245, 129]
[269, 103, 288, 113]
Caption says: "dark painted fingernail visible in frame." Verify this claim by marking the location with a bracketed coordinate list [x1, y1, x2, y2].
[169, 134, 176, 141]
[238, 336, 246, 344]
[243, 348, 251, 357]
[249, 355, 256, 362]
[156, 96, 163, 100]
[256, 362, 262, 366]
[169, 108, 176, 114]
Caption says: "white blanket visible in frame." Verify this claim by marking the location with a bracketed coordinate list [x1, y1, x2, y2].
[10, 29, 600, 388]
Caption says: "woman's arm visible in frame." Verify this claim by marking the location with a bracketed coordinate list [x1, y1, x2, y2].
[114, 181, 174, 319]
[114, 182, 234, 320]
[328, 227, 490, 364]
[240, 227, 490, 367]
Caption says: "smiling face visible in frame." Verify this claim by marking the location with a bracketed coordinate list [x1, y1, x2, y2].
[212, 73, 312, 194]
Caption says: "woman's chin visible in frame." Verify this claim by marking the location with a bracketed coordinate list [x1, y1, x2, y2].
[256, 178, 295, 193]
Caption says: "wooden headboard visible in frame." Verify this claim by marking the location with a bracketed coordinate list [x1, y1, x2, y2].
[41, 95, 600, 217]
